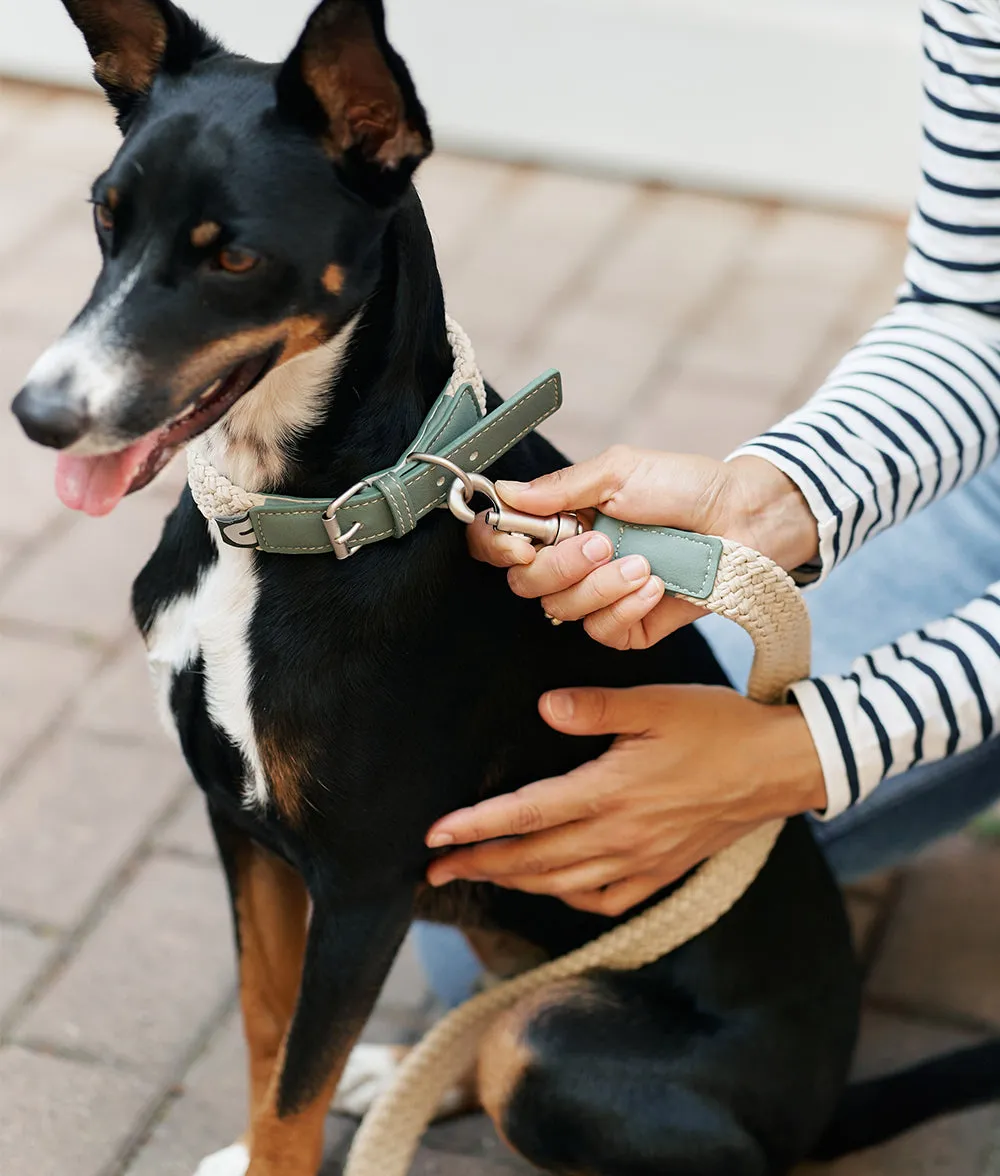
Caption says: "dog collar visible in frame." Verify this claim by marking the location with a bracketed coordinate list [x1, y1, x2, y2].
[188, 367, 562, 558]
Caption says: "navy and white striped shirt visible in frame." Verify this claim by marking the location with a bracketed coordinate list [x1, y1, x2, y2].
[734, 0, 1000, 819]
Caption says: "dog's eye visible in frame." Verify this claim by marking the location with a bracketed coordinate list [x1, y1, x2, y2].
[216, 247, 260, 275]
[93, 203, 114, 233]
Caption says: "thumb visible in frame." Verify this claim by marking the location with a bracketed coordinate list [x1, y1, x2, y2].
[495, 446, 642, 516]
[540, 685, 672, 737]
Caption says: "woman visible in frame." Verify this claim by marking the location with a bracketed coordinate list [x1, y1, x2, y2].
[415, 0, 1000, 1004]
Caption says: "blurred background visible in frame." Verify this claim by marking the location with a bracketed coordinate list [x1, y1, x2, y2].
[0, 3, 996, 1175]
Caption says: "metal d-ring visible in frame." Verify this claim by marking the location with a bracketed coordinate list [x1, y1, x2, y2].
[407, 452, 502, 526]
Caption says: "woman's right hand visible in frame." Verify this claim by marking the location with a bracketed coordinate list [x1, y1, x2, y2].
[470, 446, 819, 650]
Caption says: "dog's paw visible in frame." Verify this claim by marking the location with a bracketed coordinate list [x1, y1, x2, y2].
[193, 1142, 249, 1176]
[332, 1043, 477, 1120]
[333, 1044, 407, 1117]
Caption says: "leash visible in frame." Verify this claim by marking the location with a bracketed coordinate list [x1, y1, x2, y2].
[342, 539, 809, 1176]
[185, 321, 811, 1175]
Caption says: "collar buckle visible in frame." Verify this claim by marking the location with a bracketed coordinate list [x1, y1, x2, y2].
[323, 478, 376, 559]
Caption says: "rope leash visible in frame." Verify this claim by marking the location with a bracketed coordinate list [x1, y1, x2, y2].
[342, 541, 811, 1176]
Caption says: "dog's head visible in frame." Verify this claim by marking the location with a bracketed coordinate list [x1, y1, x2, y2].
[11, 0, 432, 515]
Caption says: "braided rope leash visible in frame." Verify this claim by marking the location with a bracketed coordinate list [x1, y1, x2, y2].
[342, 541, 811, 1176]
[187, 315, 485, 520]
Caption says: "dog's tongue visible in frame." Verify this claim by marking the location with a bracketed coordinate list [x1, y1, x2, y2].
[55, 433, 162, 517]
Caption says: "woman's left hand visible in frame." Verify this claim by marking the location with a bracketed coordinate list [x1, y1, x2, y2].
[425, 685, 827, 917]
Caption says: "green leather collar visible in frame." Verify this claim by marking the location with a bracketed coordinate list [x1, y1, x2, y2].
[215, 370, 562, 557]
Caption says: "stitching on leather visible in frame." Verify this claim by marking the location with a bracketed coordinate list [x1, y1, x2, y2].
[619, 524, 719, 596]
[254, 376, 559, 551]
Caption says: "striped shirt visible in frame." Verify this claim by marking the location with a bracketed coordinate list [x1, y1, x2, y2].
[734, 0, 1000, 819]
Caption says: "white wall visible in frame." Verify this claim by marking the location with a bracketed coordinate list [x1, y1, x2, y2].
[0, 0, 922, 211]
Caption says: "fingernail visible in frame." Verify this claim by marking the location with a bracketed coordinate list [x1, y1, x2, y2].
[583, 534, 612, 563]
[496, 480, 529, 496]
[547, 691, 576, 721]
[620, 554, 650, 584]
[430, 871, 456, 887]
[427, 832, 455, 848]
[640, 576, 663, 600]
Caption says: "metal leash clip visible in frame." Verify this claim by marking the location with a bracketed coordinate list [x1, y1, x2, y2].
[409, 453, 583, 547]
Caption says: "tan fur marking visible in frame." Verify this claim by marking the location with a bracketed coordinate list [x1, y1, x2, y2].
[105, 186, 120, 210]
[257, 729, 315, 826]
[233, 843, 309, 1125]
[300, 5, 424, 166]
[82, 0, 169, 95]
[478, 978, 613, 1155]
[191, 220, 222, 249]
[321, 263, 346, 295]
[169, 316, 328, 409]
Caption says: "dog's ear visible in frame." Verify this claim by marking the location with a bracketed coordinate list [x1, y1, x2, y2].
[61, 0, 219, 124]
[275, 0, 432, 204]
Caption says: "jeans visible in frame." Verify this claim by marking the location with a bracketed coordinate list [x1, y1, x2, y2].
[415, 460, 1000, 1006]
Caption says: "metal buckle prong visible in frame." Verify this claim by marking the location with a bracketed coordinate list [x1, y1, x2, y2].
[323, 478, 376, 559]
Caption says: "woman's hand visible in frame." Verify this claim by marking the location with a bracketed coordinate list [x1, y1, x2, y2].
[426, 684, 826, 917]
[471, 447, 819, 650]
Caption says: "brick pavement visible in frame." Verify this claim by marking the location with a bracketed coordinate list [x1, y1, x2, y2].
[0, 81, 997, 1176]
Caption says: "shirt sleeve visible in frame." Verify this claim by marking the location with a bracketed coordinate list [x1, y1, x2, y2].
[789, 584, 1000, 818]
[732, 0, 1000, 587]
[730, 1, 1000, 817]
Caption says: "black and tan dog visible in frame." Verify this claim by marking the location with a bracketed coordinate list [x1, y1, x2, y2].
[12, 3, 999, 1174]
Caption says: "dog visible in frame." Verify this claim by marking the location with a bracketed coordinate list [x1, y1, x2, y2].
[13, 2, 999, 1174]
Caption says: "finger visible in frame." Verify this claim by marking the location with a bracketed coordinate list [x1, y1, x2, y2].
[428, 811, 646, 882]
[466, 512, 535, 568]
[539, 683, 674, 737]
[562, 874, 665, 917]
[494, 446, 643, 516]
[488, 856, 635, 898]
[541, 555, 653, 622]
[426, 771, 597, 851]
[635, 596, 710, 644]
[580, 576, 666, 649]
[507, 531, 614, 600]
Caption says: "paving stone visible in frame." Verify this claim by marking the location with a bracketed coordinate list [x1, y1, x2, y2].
[0, 731, 183, 927]
[0, 153, 84, 267]
[417, 154, 516, 277]
[798, 1012, 999, 1175]
[0, 922, 56, 1017]
[155, 786, 216, 860]
[444, 170, 638, 353]
[0, 1044, 157, 1176]
[13, 92, 120, 176]
[0, 327, 74, 541]
[866, 835, 1000, 1028]
[0, 200, 102, 337]
[125, 1008, 247, 1176]
[17, 855, 235, 1071]
[0, 491, 171, 643]
[0, 628, 98, 781]
[71, 638, 172, 746]
[621, 370, 786, 459]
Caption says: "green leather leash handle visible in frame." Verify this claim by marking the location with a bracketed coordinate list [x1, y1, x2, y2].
[591, 514, 724, 601]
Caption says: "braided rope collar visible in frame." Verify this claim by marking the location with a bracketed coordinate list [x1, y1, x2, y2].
[186, 317, 563, 558]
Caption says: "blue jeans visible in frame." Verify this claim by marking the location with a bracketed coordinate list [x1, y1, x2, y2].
[416, 460, 1000, 1006]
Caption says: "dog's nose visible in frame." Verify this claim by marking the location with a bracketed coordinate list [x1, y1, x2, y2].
[11, 383, 90, 449]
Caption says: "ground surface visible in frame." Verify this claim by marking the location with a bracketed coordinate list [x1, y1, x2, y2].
[0, 82, 997, 1176]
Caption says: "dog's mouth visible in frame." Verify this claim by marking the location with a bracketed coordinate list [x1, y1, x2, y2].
[55, 351, 275, 517]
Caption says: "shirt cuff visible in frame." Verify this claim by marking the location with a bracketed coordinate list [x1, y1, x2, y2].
[726, 442, 841, 589]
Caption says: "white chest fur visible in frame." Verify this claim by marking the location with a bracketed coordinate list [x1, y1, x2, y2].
[146, 546, 269, 807]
